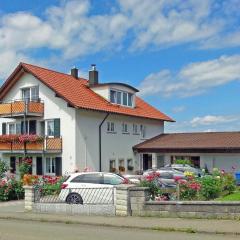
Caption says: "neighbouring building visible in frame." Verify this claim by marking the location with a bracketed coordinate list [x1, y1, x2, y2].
[133, 132, 240, 172]
[0, 62, 173, 176]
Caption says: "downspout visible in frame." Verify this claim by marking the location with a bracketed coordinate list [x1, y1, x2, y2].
[99, 113, 110, 172]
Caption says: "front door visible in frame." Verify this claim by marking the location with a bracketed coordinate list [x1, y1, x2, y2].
[143, 154, 152, 170]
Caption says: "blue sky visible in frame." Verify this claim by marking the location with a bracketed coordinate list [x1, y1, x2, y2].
[0, 0, 240, 132]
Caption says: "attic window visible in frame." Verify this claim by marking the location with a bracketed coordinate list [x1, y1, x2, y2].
[110, 89, 134, 107]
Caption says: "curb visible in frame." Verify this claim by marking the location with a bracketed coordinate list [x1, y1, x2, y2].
[0, 214, 239, 236]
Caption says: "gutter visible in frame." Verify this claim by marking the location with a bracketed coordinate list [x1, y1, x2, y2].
[99, 113, 110, 171]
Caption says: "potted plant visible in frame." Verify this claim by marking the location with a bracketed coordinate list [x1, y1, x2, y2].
[118, 166, 125, 173]
[110, 167, 116, 173]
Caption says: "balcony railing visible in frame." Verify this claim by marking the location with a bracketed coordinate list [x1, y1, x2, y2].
[0, 136, 62, 153]
[0, 99, 44, 118]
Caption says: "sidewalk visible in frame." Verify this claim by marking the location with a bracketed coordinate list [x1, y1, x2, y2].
[0, 201, 240, 235]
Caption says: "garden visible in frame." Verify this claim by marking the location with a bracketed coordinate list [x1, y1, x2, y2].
[0, 159, 64, 202]
[139, 168, 240, 201]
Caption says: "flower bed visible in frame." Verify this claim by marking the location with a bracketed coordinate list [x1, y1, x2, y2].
[139, 168, 236, 201]
[0, 134, 43, 143]
[23, 174, 65, 196]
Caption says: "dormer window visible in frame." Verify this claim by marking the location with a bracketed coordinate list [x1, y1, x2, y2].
[110, 89, 134, 107]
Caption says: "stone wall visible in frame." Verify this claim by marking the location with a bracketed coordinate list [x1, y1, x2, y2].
[140, 201, 240, 219]
[24, 185, 240, 219]
[34, 203, 115, 216]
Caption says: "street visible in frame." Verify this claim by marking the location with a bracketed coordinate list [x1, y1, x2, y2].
[0, 219, 239, 240]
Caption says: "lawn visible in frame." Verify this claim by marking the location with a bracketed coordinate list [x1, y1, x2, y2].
[216, 190, 240, 201]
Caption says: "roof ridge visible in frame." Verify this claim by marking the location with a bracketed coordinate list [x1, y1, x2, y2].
[21, 62, 88, 81]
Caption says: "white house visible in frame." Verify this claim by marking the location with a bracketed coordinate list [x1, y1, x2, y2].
[0, 62, 173, 176]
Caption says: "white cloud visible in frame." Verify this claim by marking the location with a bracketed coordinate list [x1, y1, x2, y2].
[139, 55, 240, 97]
[0, 0, 239, 79]
[119, 0, 222, 50]
[165, 114, 240, 133]
[190, 115, 239, 127]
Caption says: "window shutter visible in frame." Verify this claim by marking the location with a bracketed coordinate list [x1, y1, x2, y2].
[55, 157, 62, 176]
[54, 118, 60, 137]
[2, 123, 6, 135]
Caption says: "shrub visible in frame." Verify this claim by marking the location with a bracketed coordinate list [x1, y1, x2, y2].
[18, 158, 32, 179]
[41, 176, 65, 195]
[139, 172, 161, 200]
[0, 177, 24, 201]
[0, 160, 9, 178]
[199, 175, 222, 200]
[175, 159, 191, 165]
[179, 177, 201, 200]
[221, 173, 236, 194]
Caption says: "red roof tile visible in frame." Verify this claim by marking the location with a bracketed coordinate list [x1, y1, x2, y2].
[0, 63, 174, 122]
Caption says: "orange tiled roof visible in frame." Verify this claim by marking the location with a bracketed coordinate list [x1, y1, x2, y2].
[0, 63, 174, 122]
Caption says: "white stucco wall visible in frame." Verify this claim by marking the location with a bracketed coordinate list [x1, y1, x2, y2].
[0, 72, 165, 175]
[0, 73, 77, 174]
[75, 109, 164, 172]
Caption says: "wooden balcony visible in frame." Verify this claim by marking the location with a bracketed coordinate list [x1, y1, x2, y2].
[0, 99, 44, 118]
[0, 136, 62, 153]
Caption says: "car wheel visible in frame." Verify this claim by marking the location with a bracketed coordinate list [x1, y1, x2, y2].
[66, 193, 83, 204]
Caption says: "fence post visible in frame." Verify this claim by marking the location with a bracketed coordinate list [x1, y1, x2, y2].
[129, 187, 150, 216]
[23, 185, 35, 211]
[115, 185, 134, 216]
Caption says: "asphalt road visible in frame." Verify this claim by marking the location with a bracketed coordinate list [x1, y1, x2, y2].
[0, 219, 239, 240]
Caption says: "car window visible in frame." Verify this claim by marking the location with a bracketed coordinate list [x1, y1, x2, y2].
[71, 173, 103, 184]
[104, 174, 123, 185]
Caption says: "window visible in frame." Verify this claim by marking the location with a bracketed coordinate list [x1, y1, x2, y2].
[31, 86, 39, 101]
[71, 173, 103, 184]
[22, 88, 30, 101]
[29, 120, 36, 134]
[8, 123, 15, 134]
[109, 89, 134, 107]
[127, 159, 134, 171]
[107, 122, 115, 132]
[22, 86, 39, 101]
[104, 173, 123, 185]
[118, 159, 125, 172]
[110, 90, 116, 103]
[122, 92, 127, 105]
[132, 124, 138, 134]
[47, 120, 54, 136]
[46, 119, 60, 137]
[109, 160, 116, 172]
[46, 157, 56, 174]
[122, 123, 128, 133]
[16, 123, 21, 134]
[128, 93, 133, 107]
[116, 91, 121, 104]
[140, 125, 146, 138]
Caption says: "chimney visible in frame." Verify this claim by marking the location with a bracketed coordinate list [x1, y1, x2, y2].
[71, 67, 78, 79]
[89, 64, 98, 86]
